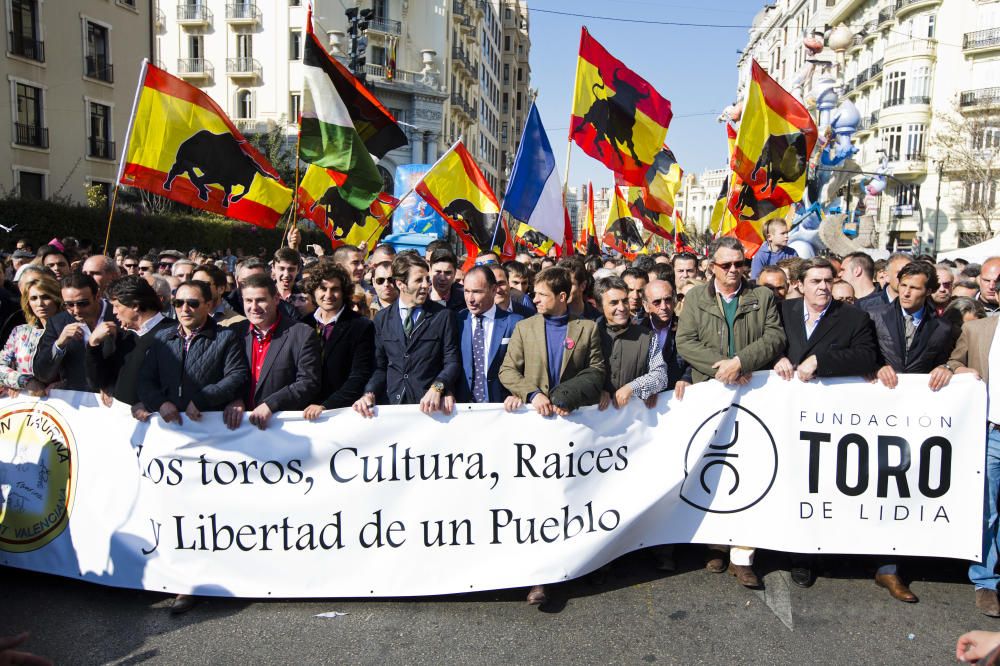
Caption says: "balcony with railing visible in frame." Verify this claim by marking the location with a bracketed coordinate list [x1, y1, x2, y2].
[870, 59, 883, 78]
[452, 46, 474, 74]
[225, 3, 260, 24]
[884, 38, 937, 63]
[894, 0, 942, 19]
[856, 111, 880, 133]
[154, 6, 165, 28]
[364, 63, 417, 84]
[450, 93, 474, 119]
[8, 32, 44, 62]
[234, 118, 259, 134]
[88, 136, 116, 160]
[960, 87, 1000, 110]
[177, 57, 213, 79]
[14, 123, 48, 149]
[85, 57, 114, 83]
[177, 3, 212, 24]
[964, 28, 1000, 54]
[877, 6, 894, 27]
[368, 17, 402, 35]
[226, 57, 261, 79]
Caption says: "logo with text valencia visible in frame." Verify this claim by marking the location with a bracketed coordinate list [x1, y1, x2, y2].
[680, 404, 778, 514]
[0, 403, 77, 553]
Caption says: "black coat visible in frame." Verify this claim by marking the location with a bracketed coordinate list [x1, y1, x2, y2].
[365, 299, 461, 405]
[34, 301, 117, 392]
[869, 302, 957, 372]
[231, 316, 322, 412]
[85, 315, 175, 405]
[780, 298, 879, 376]
[138, 319, 248, 412]
[311, 308, 375, 409]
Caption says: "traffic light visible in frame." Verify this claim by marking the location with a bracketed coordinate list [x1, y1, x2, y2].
[345, 5, 374, 85]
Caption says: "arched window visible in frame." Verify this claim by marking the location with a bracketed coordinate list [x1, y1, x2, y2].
[236, 90, 252, 119]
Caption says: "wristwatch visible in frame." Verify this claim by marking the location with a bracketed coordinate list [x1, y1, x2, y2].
[431, 380, 445, 394]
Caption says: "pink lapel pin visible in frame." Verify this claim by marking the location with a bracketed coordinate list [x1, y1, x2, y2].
[564, 338, 575, 350]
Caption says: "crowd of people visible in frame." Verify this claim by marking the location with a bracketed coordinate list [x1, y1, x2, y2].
[1, 220, 999, 623]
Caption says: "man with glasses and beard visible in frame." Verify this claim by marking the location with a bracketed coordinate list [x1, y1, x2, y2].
[676, 236, 786, 590]
[33, 273, 117, 392]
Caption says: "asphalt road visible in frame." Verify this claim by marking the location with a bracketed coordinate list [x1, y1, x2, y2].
[1, 549, 992, 664]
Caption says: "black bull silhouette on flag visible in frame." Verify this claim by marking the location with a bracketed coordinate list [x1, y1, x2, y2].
[733, 131, 808, 221]
[163, 130, 278, 207]
[573, 68, 649, 168]
[606, 216, 645, 253]
[440, 198, 506, 252]
[310, 186, 368, 241]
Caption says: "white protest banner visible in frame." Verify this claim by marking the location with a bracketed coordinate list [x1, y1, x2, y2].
[0, 374, 985, 598]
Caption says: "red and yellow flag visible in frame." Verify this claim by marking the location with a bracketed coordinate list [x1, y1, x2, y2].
[615, 174, 676, 242]
[730, 60, 817, 225]
[119, 62, 291, 227]
[296, 164, 396, 254]
[514, 221, 556, 256]
[414, 141, 504, 269]
[643, 145, 683, 216]
[570, 27, 673, 186]
[576, 182, 600, 255]
[603, 184, 645, 260]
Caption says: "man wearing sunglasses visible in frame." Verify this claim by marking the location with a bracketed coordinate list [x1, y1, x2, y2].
[370, 260, 399, 312]
[33, 273, 117, 392]
[676, 236, 786, 590]
[138, 280, 248, 428]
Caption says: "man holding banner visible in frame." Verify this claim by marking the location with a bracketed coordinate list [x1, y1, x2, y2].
[675, 236, 785, 588]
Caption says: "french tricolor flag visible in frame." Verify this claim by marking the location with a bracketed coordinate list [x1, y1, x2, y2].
[502, 104, 565, 246]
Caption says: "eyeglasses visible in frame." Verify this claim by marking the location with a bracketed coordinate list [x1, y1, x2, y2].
[939, 282, 954, 290]
[714, 261, 747, 271]
[138, 265, 153, 273]
[159, 261, 175, 268]
[64, 299, 92, 309]
[123, 263, 138, 269]
[373, 277, 390, 285]
[171, 298, 202, 309]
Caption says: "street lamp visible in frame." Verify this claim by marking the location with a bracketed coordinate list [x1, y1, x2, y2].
[934, 158, 946, 256]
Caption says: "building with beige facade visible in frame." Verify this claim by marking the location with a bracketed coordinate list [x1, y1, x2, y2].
[736, 0, 1000, 253]
[153, 0, 529, 198]
[2, 0, 153, 203]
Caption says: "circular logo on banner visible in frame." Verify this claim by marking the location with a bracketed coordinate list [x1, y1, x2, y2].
[0, 403, 78, 553]
[680, 404, 777, 514]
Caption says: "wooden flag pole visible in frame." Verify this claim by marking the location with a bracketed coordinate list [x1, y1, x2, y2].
[104, 58, 148, 254]
[279, 127, 304, 252]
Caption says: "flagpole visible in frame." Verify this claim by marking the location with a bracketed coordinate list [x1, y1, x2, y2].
[104, 58, 148, 254]
[281, 126, 303, 250]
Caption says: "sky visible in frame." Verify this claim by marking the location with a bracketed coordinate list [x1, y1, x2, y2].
[527, 0, 760, 192]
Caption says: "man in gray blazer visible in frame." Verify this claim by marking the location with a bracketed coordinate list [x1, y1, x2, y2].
[223, 274, 321, 430]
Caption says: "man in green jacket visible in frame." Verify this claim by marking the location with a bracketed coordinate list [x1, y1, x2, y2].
[675, 236, 786, 589]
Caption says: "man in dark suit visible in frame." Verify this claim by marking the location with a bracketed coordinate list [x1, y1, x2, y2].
[300, 262, 375, 419]
[867, 261, 959, 603]
[773, 256, 879, 589]
[354, 253, 461, 416]
[223, 274, 321, 430]
[428, 248, 466, 311]
[85, 275, 175, 416]
[455, 265, 522, 405]
[774, 256, 879, 382]
[34, 273, 117, 392]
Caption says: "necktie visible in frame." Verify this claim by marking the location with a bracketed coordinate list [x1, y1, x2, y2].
[472, 315, 486, 403]
[403, 308, 414, 338]
[320, 321, 336, 342]
[903, 313, 916, 352]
